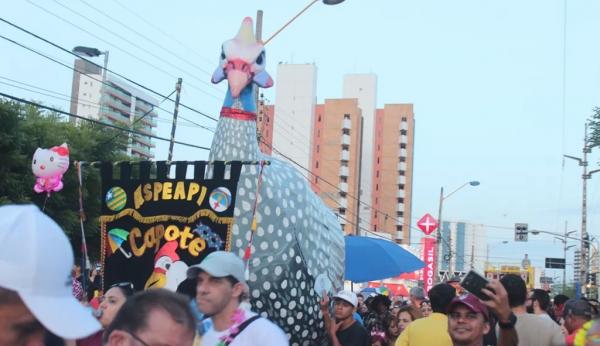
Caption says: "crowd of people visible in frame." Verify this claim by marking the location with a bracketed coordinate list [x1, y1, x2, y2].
[3, 203, 600, 346]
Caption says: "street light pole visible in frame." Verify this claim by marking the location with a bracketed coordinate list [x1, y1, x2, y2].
[434, 180, 480, 283]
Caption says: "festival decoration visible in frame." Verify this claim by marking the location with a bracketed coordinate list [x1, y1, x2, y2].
[99, 161, 242, 292]
[32, 143, 70, 196]
[207, 17, 344, 344]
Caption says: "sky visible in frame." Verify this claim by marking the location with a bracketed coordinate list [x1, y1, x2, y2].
[1, 0, 600, 281]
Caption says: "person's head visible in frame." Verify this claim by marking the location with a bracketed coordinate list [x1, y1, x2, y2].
[397, 306, 416, 333]
[420, 299, 432, 317]
[104, 289, 195, 345]
[357, 293, 365, 305]
[447, 276, 463, 295]
[370, 331, 387, 346]
[527, 289, 550, 314]
[499, 274, 527, 308]
[186, 251, 247, 317]
[447, 294, 490, 345]
[409, 287, 425, 304]
[98, 282, 134, 328]
[428, 283, 456, 314]
[387, 316, 401, 339]
[370, 294, 391, 315]
[563, 298, 593, 333]
[553, 294, 570, 319]
[332, 290, 358, 322]
[0, 205, 100, 345]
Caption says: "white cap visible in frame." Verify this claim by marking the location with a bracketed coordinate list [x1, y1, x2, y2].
[187, 251, 246, 284]
[334, 290, 358, 307]
[0, 205, 101, 339]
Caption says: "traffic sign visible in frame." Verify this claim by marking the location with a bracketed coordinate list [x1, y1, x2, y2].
[417, 213, 438, 235]
[514, 223, 528, 242]
[545, 258, 566, 269]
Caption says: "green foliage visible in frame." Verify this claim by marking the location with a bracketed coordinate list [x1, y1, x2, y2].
[0, 99, 130, 260]
[588, 107, 600, 147]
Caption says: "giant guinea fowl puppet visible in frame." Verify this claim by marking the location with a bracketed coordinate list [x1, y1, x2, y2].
[208, 17, 344, 344]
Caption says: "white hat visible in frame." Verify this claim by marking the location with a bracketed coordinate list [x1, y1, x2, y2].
[0, 205, 101, 339]
[187, 251, 246, 284]
[334, 290, 358, 307]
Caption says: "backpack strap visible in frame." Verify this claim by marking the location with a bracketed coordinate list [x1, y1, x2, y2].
[223, 315, 261, 345]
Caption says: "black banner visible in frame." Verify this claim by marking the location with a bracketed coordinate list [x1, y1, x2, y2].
[99, 161, 242, 291]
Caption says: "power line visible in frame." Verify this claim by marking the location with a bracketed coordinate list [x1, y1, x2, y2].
[47, 0, 222, 99]
[75, 0, 216, 79]
[0, 17, 219, 122]
[0, 92, 210, 151]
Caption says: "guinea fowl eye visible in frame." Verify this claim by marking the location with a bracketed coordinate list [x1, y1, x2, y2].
[221, 49, 226, 60]
[256, 52, 264, 65]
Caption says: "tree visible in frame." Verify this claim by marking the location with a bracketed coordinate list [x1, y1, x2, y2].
[588, 106, 600, 147]
[0, 99, 130, 260]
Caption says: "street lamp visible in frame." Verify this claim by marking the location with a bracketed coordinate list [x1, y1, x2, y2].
[72, 46, 109, 82]
[263, 0, 345, 45]
[435, 180, 480, 281]
[486, 240, 509, 268]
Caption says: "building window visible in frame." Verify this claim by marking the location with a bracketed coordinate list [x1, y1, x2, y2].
[318, 115, 321, 122]
[342, 129, 350, 135]
[400, 143, 407, 149]
[344, 114, 350, 119]
[399, 170, 405, 176]
[377, 157, 380, 164]
[400, 157, 406, 162]
[316, 161, 319, 168]
[376, 170, 379, 178]
[401, 117, 407, 121]
[339, 208, 346, 215]
[375, 184, 379, 191]
[340, 176, 347, 183]
[399, 184, 405, 189]
[397, 198, 404, 203]
[400, 129, 407, 135]
[397, 225, 403, 232]
[316, 145, 319, 153]
[397, 211, 404, 217]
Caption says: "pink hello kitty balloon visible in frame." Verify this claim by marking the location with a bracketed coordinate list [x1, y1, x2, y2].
[32, 143, 70, 195]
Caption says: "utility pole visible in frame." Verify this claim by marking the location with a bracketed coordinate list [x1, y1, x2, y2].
[168, 78, 183, 162]
[434, 187, 444, 283]
[564, 124, 600, 297]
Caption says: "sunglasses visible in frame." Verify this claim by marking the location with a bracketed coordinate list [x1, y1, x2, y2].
[109, 282, 134, 290]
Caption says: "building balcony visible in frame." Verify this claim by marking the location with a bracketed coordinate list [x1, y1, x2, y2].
[396, 217, 404, 226]
[135, 100, 153, 113]
[400, 148, 407, 157]
[395, 231, 404, 240]
[100, 108, 129, 124]
[397, 162, 407, 171]
[137, 126, 157, 137]
[397, 190, 405, 198]
[339, 197, 348, 209]
[130, 143, 154, 159]
[400, 121, 408, 131]
[342, 118, 352, 130]
[339, 182, 348, 192]
[400, 134, 408, 144]
[397, 203, 404, 213]
[340, 150, 350, 161]
[133, 135, 155, 148]
[397, 176, 406, 184]
[134, 112, 158, 127]
[104, 97, 131, 115]
[339, 166, 349, 177]
[341, 134, 351, 146]
[104, 86, 132, 105]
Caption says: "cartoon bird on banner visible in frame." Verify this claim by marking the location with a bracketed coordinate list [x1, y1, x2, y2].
[144, 241, 188, 291]
[207, 17, 344, 344]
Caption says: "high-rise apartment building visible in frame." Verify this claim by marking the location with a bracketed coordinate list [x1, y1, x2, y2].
[272, 64, 317, 170]
[70, 58, 158, 160]
[311, 99, 362, 234]
[343, 74, 377, 233]
[439, 221, 487, 274]
[371, 104, 415, 242]
[257, 98, 274, 155]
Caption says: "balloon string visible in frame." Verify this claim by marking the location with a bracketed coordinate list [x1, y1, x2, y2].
[42, 194, 49, 211]
[76, 162, 90, 299]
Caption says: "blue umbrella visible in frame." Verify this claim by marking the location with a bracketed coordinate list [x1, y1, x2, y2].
[345, 235, 425, 282]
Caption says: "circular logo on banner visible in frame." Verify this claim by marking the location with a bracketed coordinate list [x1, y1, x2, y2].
[209, 187, 232, 212]
[106, 186, 127, 211]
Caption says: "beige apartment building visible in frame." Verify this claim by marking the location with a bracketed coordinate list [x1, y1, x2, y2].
[371, 104, 415, 242]
[311, 99, 363, 235]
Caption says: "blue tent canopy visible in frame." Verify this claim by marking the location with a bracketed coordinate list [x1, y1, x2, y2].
[345, 235, 425, 282]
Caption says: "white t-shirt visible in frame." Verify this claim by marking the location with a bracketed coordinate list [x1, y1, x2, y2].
[497, 313, 565, 346]
[202, 311, 289, 346]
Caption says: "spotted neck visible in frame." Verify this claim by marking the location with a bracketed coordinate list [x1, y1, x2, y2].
[208, 84, 259, 161]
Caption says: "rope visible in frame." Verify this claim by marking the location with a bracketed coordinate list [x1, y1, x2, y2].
[243, 160, 268, 279]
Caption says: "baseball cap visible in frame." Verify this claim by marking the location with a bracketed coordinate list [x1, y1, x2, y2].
[564, 298, 593, 318]
[0, 205, 101, 339]
[187, 251, 246, 284]
[409, 286, 425, 299]
[448, 294, 489, 320]
[333, 290, 358, 307]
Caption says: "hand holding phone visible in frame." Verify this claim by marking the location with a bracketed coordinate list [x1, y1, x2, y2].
[460, 270, 493, 301]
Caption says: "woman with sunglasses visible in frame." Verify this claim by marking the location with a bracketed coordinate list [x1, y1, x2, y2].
[77, 282, 134, 346]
